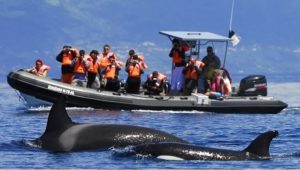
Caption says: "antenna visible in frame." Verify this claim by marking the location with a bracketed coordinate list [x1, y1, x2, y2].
[229, 0, 235, 31]
[224, 0, 236, 68]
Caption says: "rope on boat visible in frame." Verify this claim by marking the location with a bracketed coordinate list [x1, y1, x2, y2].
[14, 90, 27, 105]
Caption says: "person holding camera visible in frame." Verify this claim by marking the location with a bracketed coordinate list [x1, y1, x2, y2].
[125, 49, 147, 69]
[182, 58, 204, 95]
[143, 71, 169, 95]
[125, 54, 144, 94]
[56, 45, 79, 84]
[101, 55, 121, 91]
[99, 44, 118, 68]
[169, 39, 190, 95]
[70, 50, 90, 87]
[86, 50, 101, 89]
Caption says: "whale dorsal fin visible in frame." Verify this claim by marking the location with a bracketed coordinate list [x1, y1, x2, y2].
[244, 130, 278, 157]
[44, 95, 74, 134]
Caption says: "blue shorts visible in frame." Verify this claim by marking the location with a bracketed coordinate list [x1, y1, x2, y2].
[214, 92, 222, 98]
[210, 92, 222, 99]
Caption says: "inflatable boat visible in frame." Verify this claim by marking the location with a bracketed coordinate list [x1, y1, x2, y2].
[7, 69, 287, 113]
[7, 31, 287, 113]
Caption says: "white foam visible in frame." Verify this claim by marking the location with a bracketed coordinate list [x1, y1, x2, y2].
[157, 155, 184, 161]
[131, 110, 206, 114]
[27, 106, 94, 112]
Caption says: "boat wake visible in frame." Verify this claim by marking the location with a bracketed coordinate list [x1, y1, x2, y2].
[273, 152, 300, 159]
[27, 106, 95, 112]
[131, 109, 207, 114]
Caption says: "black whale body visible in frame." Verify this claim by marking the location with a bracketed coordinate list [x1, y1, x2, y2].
[126, 130, 279, 160]
[32, 96, 278, 161]
[33, 96, 188, 152]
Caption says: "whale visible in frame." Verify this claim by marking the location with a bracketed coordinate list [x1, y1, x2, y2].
[123, 130, 278, 161]
[32, 96, 188, 152]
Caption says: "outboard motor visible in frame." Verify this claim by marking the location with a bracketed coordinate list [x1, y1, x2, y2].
[238, 75, 267, 96]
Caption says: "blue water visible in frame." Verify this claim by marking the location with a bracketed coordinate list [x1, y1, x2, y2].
[0, 76, 300, 169]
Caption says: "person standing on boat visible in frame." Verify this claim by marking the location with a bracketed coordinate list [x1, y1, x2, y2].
[182, 58, 204, 95]
[56, 45, 79, 84]
[202, 46, 221, 92]
[102, 55, 122, 91]
[169, 39, 189, 94]
[99, 44, 118, 68]
[86, 50, 101, 89]
[143, 71, 169, 95]
[125, 49, 148, 70]
[99, 44, 125, 82]
[27, 59, 50, 78]
[71, 50, 90, 87]
[125, 54, 144, 94]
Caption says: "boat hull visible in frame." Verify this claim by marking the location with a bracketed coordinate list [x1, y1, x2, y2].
[7, 70, 287, 113]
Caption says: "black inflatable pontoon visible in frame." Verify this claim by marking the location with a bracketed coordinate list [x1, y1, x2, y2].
[7, 70, 287, 113]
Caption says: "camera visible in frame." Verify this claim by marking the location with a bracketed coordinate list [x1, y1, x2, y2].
[63, 48, 70, 54]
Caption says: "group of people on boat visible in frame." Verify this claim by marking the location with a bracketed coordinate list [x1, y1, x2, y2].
[168, 39, 232, 98]
[27, 40, 232, 98]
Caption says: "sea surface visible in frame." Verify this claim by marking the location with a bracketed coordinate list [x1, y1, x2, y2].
[0, 74, 299, 169]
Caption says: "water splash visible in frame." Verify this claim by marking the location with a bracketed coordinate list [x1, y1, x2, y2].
[26, 106, 95, 112]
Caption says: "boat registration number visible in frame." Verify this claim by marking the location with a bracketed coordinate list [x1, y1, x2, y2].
[48, 85, 75, 96]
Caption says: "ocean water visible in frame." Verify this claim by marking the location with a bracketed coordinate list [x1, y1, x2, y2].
[0, 75, 300, 169]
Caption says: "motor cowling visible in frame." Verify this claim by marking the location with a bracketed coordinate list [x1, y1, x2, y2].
[238, 75, 267, 96]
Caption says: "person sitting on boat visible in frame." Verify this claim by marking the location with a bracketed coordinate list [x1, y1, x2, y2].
[202, 46, 221, 92]
[182, 58, 205, 95]
[27, 59, 50, 78]
[169, 39, 190, 95]
[70, 50, 90, 87]
[125, 54, 144, 94]
[205, 69, 224, 99]
[143, 71, 169, 95]
[56, 45, 79, 84]
[101, 55, 122, 92]
[86, 50, 101, 89]
[221, 68, 232, 97]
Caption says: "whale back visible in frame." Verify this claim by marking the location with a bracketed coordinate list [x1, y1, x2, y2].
[119, 131, 279, 160]
[244, 130, 279, 158]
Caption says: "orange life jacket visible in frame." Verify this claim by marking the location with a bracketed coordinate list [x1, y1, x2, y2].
[172, 44, 190, 64]
[172, 51, 182, 64]
[149, 72, 167, 87]
[136, 55, 148, 69]
[99, 57, 112, 68]
[185, 67, 199, 80]
[74, 60, 87, 74]
[103, 65, 117, 79]
[127, 55, 147, 69]
[98, 52, 112, 67]
[62, 53, 74, 66]
[88, 61, 100, 74]
[128, 64, 142, 78]
[33, 65, 50, 77]
[195, 60, 205, 68]
[99, 52, 116, 59]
